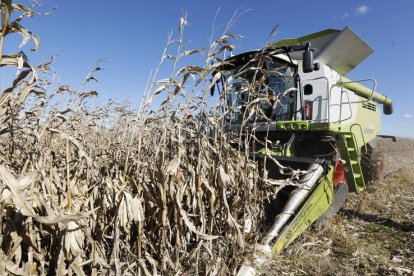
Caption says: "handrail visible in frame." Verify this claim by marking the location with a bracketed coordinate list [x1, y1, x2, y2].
[301, 77, 376, 124]
[299, 77, 378, 125]
[350, 123, 368, 154]
[339, 88, 353, 123]
[329, 84, 353, 123]
[335, 78, 377, 104]
[329, 78, 377, 124]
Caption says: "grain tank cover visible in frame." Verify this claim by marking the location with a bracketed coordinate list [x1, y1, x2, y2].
[273, 27, 374, 75]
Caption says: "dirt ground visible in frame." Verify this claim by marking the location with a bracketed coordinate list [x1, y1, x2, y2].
[258, 137, 414, 275]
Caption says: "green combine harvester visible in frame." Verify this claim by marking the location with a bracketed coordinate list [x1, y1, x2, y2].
[210, 27, 393, 274]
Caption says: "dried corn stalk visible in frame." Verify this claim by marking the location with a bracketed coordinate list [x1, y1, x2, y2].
[0, 2, 298, 275]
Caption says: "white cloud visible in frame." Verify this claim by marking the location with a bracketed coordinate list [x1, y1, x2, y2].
[333, 5, 371, 21]
[354, 5, 371, 16]
[342, 12, 350, 19]
[403, 114, 412, 118]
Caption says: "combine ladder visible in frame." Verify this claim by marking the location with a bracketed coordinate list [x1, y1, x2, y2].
[337, 133, 366, 192]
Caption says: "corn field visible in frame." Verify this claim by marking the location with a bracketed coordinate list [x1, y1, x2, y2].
[0, 2, 302, 275]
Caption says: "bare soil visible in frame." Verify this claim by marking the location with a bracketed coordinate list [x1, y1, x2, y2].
[259, 137, 414, 275]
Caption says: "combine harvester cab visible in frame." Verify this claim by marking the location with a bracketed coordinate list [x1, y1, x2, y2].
[211, 27, 393, 272]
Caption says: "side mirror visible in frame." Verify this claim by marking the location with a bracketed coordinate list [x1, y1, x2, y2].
[303, 49, 315, 73]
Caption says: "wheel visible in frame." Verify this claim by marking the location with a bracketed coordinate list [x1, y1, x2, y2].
[361, 145, 384, 184]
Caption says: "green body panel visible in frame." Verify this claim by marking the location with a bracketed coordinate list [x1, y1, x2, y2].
[263, 117, 379, 148]
[346, 102, 381, 149]
[273, 167, 335, 253]
[327, 98, 380, 150]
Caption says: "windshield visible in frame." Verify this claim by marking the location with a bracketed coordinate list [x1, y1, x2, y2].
[219, 55, 296, 124]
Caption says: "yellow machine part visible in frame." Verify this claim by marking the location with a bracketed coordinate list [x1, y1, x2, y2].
[273, 167, 335, 253]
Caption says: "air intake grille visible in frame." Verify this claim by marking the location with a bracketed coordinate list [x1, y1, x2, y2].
[362, 102, 376, 111]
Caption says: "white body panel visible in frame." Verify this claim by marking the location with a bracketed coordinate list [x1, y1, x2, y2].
[298, 64, 361, 124]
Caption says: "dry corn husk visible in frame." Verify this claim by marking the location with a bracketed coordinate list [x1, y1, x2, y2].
[0, 2, 300, 275]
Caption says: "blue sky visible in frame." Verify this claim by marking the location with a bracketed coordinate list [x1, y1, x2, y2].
[3, 0, 414, 137]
